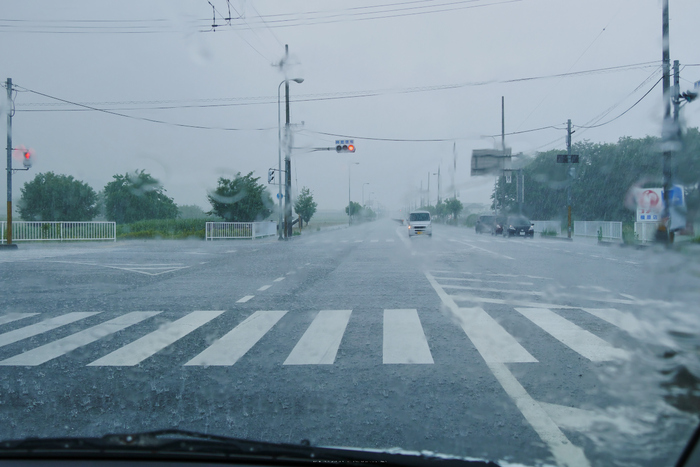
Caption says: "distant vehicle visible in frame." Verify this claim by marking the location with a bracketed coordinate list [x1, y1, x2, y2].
[408, 211, 432, 237]
[504, 215, 534, 237]
[475, 215, 496, 234]
[492, 216, 506, 236]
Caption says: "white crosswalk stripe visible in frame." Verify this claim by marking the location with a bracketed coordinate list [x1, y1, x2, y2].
[88, 310, 224, 366]
[383, 309, 433, 364]
[0, 312, 160, 366]
[514, 307, 629, 361]
[185, 310, 287, 366]
[453, 307, 537, 363]
[284, 310, 351, 365]
[0, 312, 100, 348]
[0, 313, 39, 326]
[0, 302, 639, 369]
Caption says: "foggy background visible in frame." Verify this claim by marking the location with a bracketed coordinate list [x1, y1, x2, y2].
[1, 0, 699, 213]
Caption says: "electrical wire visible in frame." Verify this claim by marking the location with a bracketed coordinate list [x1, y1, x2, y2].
[14, 85, 275, 132]
[574, 76, 662, 129]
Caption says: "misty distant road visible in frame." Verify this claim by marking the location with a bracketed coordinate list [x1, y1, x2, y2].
[0, 219, 697, 467]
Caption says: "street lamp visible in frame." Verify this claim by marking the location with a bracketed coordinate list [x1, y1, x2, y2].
[348, 162, 359, 225]
[362, 182, 369, 206]
[278, 77, 304, 240]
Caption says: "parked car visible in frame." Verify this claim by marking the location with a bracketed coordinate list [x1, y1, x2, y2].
[475, 215, 496, 234]
[408, 210, 432, 237]
[504, 215, 534, 237]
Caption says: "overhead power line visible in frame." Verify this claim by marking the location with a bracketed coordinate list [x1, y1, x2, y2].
[16, 61, 661, 113]
[14, 85, 275, 132]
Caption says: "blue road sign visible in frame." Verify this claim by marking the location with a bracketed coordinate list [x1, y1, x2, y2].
[276, 193, 283, 200]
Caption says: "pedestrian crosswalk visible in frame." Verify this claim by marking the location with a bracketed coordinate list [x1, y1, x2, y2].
[0, 298, 636, 368]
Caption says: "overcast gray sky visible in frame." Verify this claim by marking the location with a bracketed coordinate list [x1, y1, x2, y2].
[1, 0, 699, 214]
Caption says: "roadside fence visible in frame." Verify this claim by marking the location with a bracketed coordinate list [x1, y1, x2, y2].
[531, 220, 561, 235]
[573, 221, 622, 241]
[634, 222, 659, 243]
[205, 221, 278, 240]
[1, 221, 116, 243]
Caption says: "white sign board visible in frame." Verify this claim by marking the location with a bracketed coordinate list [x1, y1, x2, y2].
[635, 188, 662, 222]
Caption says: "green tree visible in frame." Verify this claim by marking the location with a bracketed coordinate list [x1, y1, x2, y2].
[294, 187, 317, 229]
[104, 170, 178, 224]
[178, 204, 207, 219]
[207, 172, 273, 222]
[444, 197, 463, 223]
[345, 201, 362, 220]
[18, 172, 98, 221]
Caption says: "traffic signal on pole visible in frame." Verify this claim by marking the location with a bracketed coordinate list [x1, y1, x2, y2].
[335, 140, 356, 153]
[22, 151, 32, 168]
[268, 168, 275, 184]
[556, 154, 579, 164]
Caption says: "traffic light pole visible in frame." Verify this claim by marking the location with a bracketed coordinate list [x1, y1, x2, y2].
[567, 119, 572, 239]
[3, 78, 16, 249]
[284, 70, 292, 240]
[660, 0, 672, 244]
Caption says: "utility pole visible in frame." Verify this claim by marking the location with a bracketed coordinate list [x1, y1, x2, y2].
[437, 165, 441, 204]
[500, 96, 506, 216]
[566, 119, 573, 239]
[283, 45, 292, 239]
[3, 78, 16, 249]
[427, 172, 430, 208]
[660, 0, 672, 243]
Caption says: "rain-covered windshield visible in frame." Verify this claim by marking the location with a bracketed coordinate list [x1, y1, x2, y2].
[1, 1, 699, 466]
[410, 212, 431, 222]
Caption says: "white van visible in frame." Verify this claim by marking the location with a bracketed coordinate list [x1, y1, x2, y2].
[407, 211, 432, 237]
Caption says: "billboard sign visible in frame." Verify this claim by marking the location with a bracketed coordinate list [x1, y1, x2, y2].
[471, 148, 511, 176]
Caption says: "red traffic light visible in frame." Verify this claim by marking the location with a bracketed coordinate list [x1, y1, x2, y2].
[335, 140, 356, 153]
[347, 144, 355, 152]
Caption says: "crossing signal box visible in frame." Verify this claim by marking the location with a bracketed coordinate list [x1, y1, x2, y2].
[556, 154, 579, 164]
[22, 151, 33, 168]
[335, 140, 355, 153]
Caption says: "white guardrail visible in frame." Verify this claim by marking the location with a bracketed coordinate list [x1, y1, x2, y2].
[531, 220, 562, 235]
[573, 221, 623, 240]
[1, 221, 116, 243]
[205, 221, 277, 240]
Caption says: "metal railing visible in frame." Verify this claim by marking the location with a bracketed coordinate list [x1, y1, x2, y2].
[205, 221, 278, 240]
[634, 222, 659, 243]
[573, 221, 622, 240]
[531, 220, 561, 235]
[1, 221, 116, 243]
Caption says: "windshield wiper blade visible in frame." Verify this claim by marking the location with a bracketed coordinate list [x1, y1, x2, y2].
[0, 429, 500, 466]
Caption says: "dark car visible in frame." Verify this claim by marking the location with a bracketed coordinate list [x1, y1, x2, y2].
[504, 215, 534, 237]
[475, 215, 496, 234]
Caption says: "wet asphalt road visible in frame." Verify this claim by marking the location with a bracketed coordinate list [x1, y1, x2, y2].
[0, 219, 698, 467]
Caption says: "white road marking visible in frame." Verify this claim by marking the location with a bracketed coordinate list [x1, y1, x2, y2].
[0, 312, 99, 348]
[199, 262, 208, 265]
[385, 239, 395, 242]
[340, 240, 349, 243]
[452, 307, 538, 363]
[383, 309, 434, 364]
[514, 308, 629, 361]
[581, 308, 658, 341]
[430, 270, 550, 280]
[0, 313, 38, 327]
[488, 362, 591, 467]
[236, 295, 254, 303]
[370, 239, 379, 243]
[284, 310, 352, 365]
[88, 310, 224, 366]
[450, 293, 576, 309]
[353, 240, 363, 243]
[185, 310, 287, 366]
[273, 277, 285, 282]
[286, 271, 296, 275]
[453, 239, 515, 260]
[425, 271, 586, 466]
[442, 284, 545, 297]
[47, 261, 190, 276]
[0, 312, 160, 366]
[226, 250, 237, 253]
[257, 285, 272, 291]
[436, 277, 534, 286]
